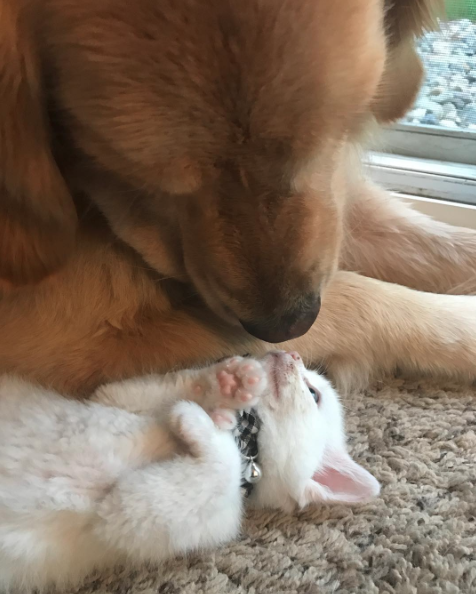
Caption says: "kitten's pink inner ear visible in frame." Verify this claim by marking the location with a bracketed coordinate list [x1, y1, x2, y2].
[310, 450, 380, 504]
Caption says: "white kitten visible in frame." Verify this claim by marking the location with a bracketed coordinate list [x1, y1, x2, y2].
[0, 352, 379, 592]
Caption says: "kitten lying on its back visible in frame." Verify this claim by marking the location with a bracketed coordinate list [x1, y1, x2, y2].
[0, 352, 379, 592]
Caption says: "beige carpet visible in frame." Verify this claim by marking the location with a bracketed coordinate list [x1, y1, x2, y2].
[69, 378, 476, 594]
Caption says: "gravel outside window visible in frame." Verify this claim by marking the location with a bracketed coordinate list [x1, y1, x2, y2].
[404, 2, 476, 131]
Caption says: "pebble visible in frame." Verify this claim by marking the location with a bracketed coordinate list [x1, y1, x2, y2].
[420, 99, 444, 119]
[454, 91, 472, 104]
[421, 113, 439, 126]
[461, 103, 476, 125]
[440, 119, 458, 128]
[408, 107, 427, 120]
[442, 102, 457, 119]
[432, 91, 454, 103]
[404, 19, 476, 130]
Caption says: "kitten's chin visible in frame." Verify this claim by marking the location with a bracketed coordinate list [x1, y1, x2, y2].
[260, 351, 303, 400]
[249, 479, 297, 513]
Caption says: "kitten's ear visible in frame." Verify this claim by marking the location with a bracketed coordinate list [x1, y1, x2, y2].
[0, 1, 77, 288]
[300, 449, 380, 506]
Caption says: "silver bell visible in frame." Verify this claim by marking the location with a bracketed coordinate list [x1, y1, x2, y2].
[244, 460, 262, 484]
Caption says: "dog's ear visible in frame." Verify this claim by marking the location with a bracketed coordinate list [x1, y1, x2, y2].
[0, 1, 77, 287]
[371, 0, 444, 123]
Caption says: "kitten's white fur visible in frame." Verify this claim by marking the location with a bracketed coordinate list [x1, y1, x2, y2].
[0, 352, 379, 592]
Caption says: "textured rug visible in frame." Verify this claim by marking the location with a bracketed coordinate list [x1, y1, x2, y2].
[69, 378, 476, 594]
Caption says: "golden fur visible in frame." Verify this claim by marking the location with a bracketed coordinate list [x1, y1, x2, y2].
[2, 0, 476, 396]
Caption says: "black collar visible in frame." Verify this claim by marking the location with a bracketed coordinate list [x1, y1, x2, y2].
[233, 408, 262, 497]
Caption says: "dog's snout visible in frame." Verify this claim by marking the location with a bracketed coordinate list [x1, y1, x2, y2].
[239, 296, 321, 343]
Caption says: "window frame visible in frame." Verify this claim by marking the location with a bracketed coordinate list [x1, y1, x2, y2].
[365, 122, 476, 207]
[365, 151, 476, 206]
[380, 124, 476, 167]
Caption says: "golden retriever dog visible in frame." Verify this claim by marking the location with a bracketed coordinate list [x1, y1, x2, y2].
[1, 0, 475, 397]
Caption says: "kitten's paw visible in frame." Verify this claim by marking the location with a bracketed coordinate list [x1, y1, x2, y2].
[215, 357, 267, 409]
[210, 408, 237, 431]
[169, 401, 213, 457]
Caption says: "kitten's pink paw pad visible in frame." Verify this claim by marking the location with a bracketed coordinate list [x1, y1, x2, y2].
[216, 357, 267, 408]
[217, 370, 238, 396]
[211, 408, 237, 431]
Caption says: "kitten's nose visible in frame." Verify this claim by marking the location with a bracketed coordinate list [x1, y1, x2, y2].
[239, 296, 321, 343]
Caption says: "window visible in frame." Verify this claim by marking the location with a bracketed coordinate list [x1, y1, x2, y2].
[366, 1, 476, 209]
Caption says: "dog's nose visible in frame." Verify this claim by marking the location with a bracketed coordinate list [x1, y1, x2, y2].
[239, 296, 321, 343]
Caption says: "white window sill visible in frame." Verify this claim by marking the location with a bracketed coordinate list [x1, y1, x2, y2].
[396, 194, 476, 231]
[364, 150, 476, 230]
[365, 152, 476, 206]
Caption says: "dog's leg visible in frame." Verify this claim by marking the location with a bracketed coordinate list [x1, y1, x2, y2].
[341, 178, 476, 294]
[91, 279, 476, 394]
[11, 275, 476, 395]
[272, 271, 476, 393]
[3, 264, 475, 396]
